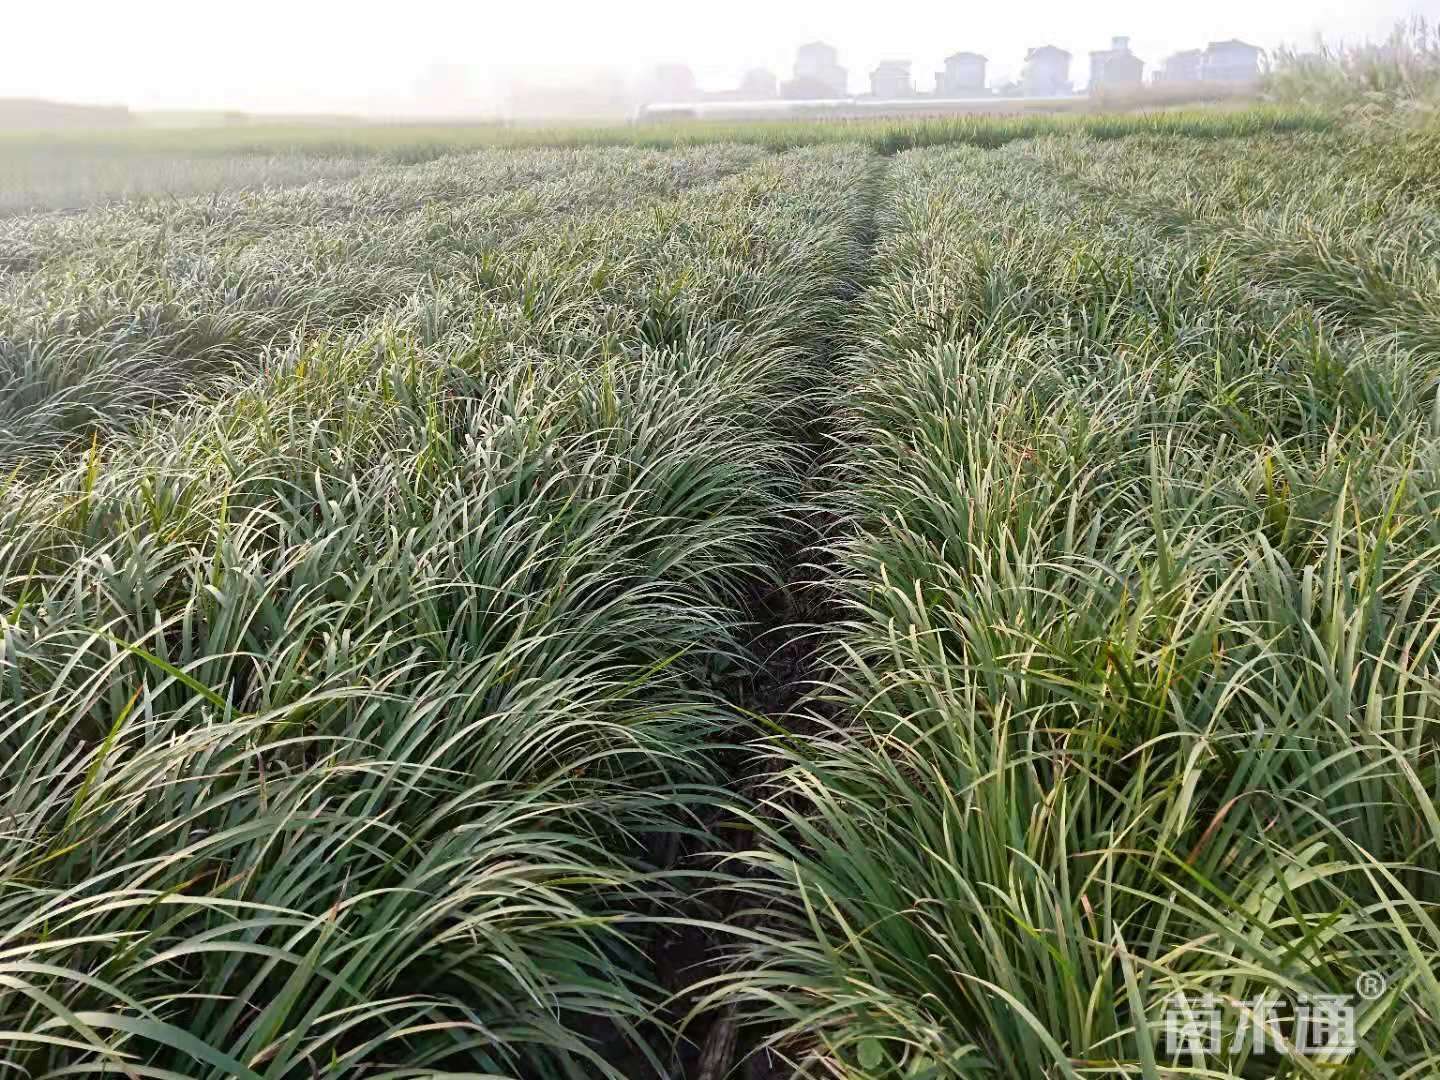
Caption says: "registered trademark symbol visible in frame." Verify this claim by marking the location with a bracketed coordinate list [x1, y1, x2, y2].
[1355, 971, 1388, 1001]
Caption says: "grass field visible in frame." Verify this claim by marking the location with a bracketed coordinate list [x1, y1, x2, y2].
[0, 106, 1329, 215]
[3, 99, 1440, 1079]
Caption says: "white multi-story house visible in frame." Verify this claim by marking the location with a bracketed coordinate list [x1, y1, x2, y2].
[1089, 36, 1144, 91]
[1200, 40, 1263, 83]
[1022, 45, 1072, 96]
[1156, 49, 1203, 82]
[937, 52, 987, 96]
[870, 60, 915, 98]
[788, 41, 849, 98]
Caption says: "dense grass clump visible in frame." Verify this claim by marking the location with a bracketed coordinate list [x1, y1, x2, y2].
[0, 144, 763, 464]
[1267, 17, 1440, 110]
[699, 141, 1440, 1077]
[6, 106, 1440, 1078]
[0, 146, 873, 1077]
[0, 146, 379, 217]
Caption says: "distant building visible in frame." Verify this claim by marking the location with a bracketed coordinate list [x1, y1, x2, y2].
[738, 68, 779, 99]
[643, 64, 698, 103]
[870, 60, 914, 98]
[1201, 39, 1263, 83]
[1156, 49, 1203, 83]
[1089, 36, 1144, 91]
[1022, 45, 1072, 96]
[937, 52, 987, 96]
[789, 41, 848, 97]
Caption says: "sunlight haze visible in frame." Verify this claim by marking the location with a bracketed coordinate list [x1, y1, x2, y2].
[9, 0, 1439, 115]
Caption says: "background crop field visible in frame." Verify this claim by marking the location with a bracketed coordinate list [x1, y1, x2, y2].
[0, 106, 1328, 215]
[4, 96, 1440, 1079]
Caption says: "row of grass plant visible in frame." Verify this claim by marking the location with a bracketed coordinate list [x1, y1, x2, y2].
[0, 147, 381, 219]
[700, 141, 1440, 1078]
[1015, 133, 1440, 360]
[0, 105, 1336, 216]
[0, 144, 761, 276]
[0, 145, 874, 1078]
[0, 144, 763, 465]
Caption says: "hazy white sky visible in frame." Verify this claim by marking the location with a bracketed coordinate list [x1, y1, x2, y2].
[8, 0, 1438, 114]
